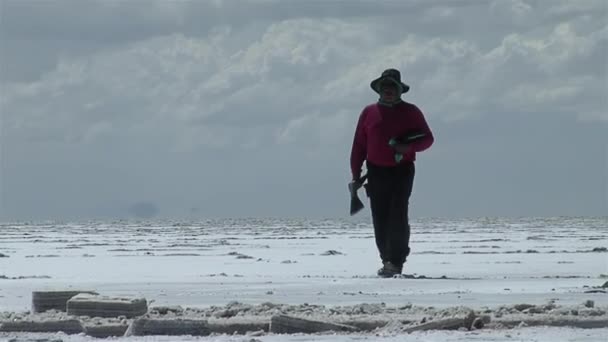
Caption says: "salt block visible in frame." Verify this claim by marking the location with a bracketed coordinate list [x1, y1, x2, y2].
[84, 323, 129, 338]
[403, 317, 469, 333]
[150, 305, 184, 315]
[32, 290, 98, 313]
[472, 317, 485, 330]
[0, 319, 84, 334]
[494, 317, 608, 329]
[124, 318, 210, 336]
[207, 319, 269, 334]
[343, 319, 393, 331]
[7, 339, 63, 342]
[513, 304, 535, 312]
[269, 314, 358, 334]
[464, 309, 477, 330]
[67, 294, 147, 318]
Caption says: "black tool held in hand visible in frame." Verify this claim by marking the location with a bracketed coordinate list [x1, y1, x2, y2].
[349, 174, 368, 216]
[393, 131, 428, 145]
[389, 131, 428, 163]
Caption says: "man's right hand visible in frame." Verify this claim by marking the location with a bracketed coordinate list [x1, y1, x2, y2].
[349, 179, 363, 192]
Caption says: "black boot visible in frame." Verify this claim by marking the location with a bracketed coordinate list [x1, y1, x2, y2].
[377, 261, 402, 278]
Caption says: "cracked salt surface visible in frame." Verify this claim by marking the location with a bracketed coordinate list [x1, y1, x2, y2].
[0, 217, 607, 340]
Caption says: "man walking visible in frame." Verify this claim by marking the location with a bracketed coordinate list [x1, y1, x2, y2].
[350, 68, 434, 277]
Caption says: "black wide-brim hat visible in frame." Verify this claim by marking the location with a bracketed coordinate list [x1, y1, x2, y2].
[370, 68, 410, 94]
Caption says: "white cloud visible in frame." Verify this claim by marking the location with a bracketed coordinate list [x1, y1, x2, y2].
[3, 8, 606, 156]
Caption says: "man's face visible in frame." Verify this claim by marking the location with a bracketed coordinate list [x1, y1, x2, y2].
[379, 80, 399, 102]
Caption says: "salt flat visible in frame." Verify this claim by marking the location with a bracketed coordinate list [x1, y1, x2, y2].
[0, 216, 606, 341]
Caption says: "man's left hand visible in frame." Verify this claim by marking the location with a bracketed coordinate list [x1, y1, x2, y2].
[392, 143, 412, 154]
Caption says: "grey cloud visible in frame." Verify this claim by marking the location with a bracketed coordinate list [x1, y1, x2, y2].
[2, 0, 604, 82]
[1, 0, 478, 44]
[0, 0, 184, 42]
[415, 112, 608, 218]
[1, 0, 606, 220]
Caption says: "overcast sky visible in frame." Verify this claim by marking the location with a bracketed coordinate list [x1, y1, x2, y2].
[1, 0, 606, 221]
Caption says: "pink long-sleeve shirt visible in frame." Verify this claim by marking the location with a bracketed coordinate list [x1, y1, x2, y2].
[350, 101, 434, 180]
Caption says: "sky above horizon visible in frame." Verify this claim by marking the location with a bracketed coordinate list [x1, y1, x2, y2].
[1, 0, 607, 221]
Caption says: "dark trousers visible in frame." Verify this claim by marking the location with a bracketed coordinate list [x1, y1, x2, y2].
[365, 160, 415, 266]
